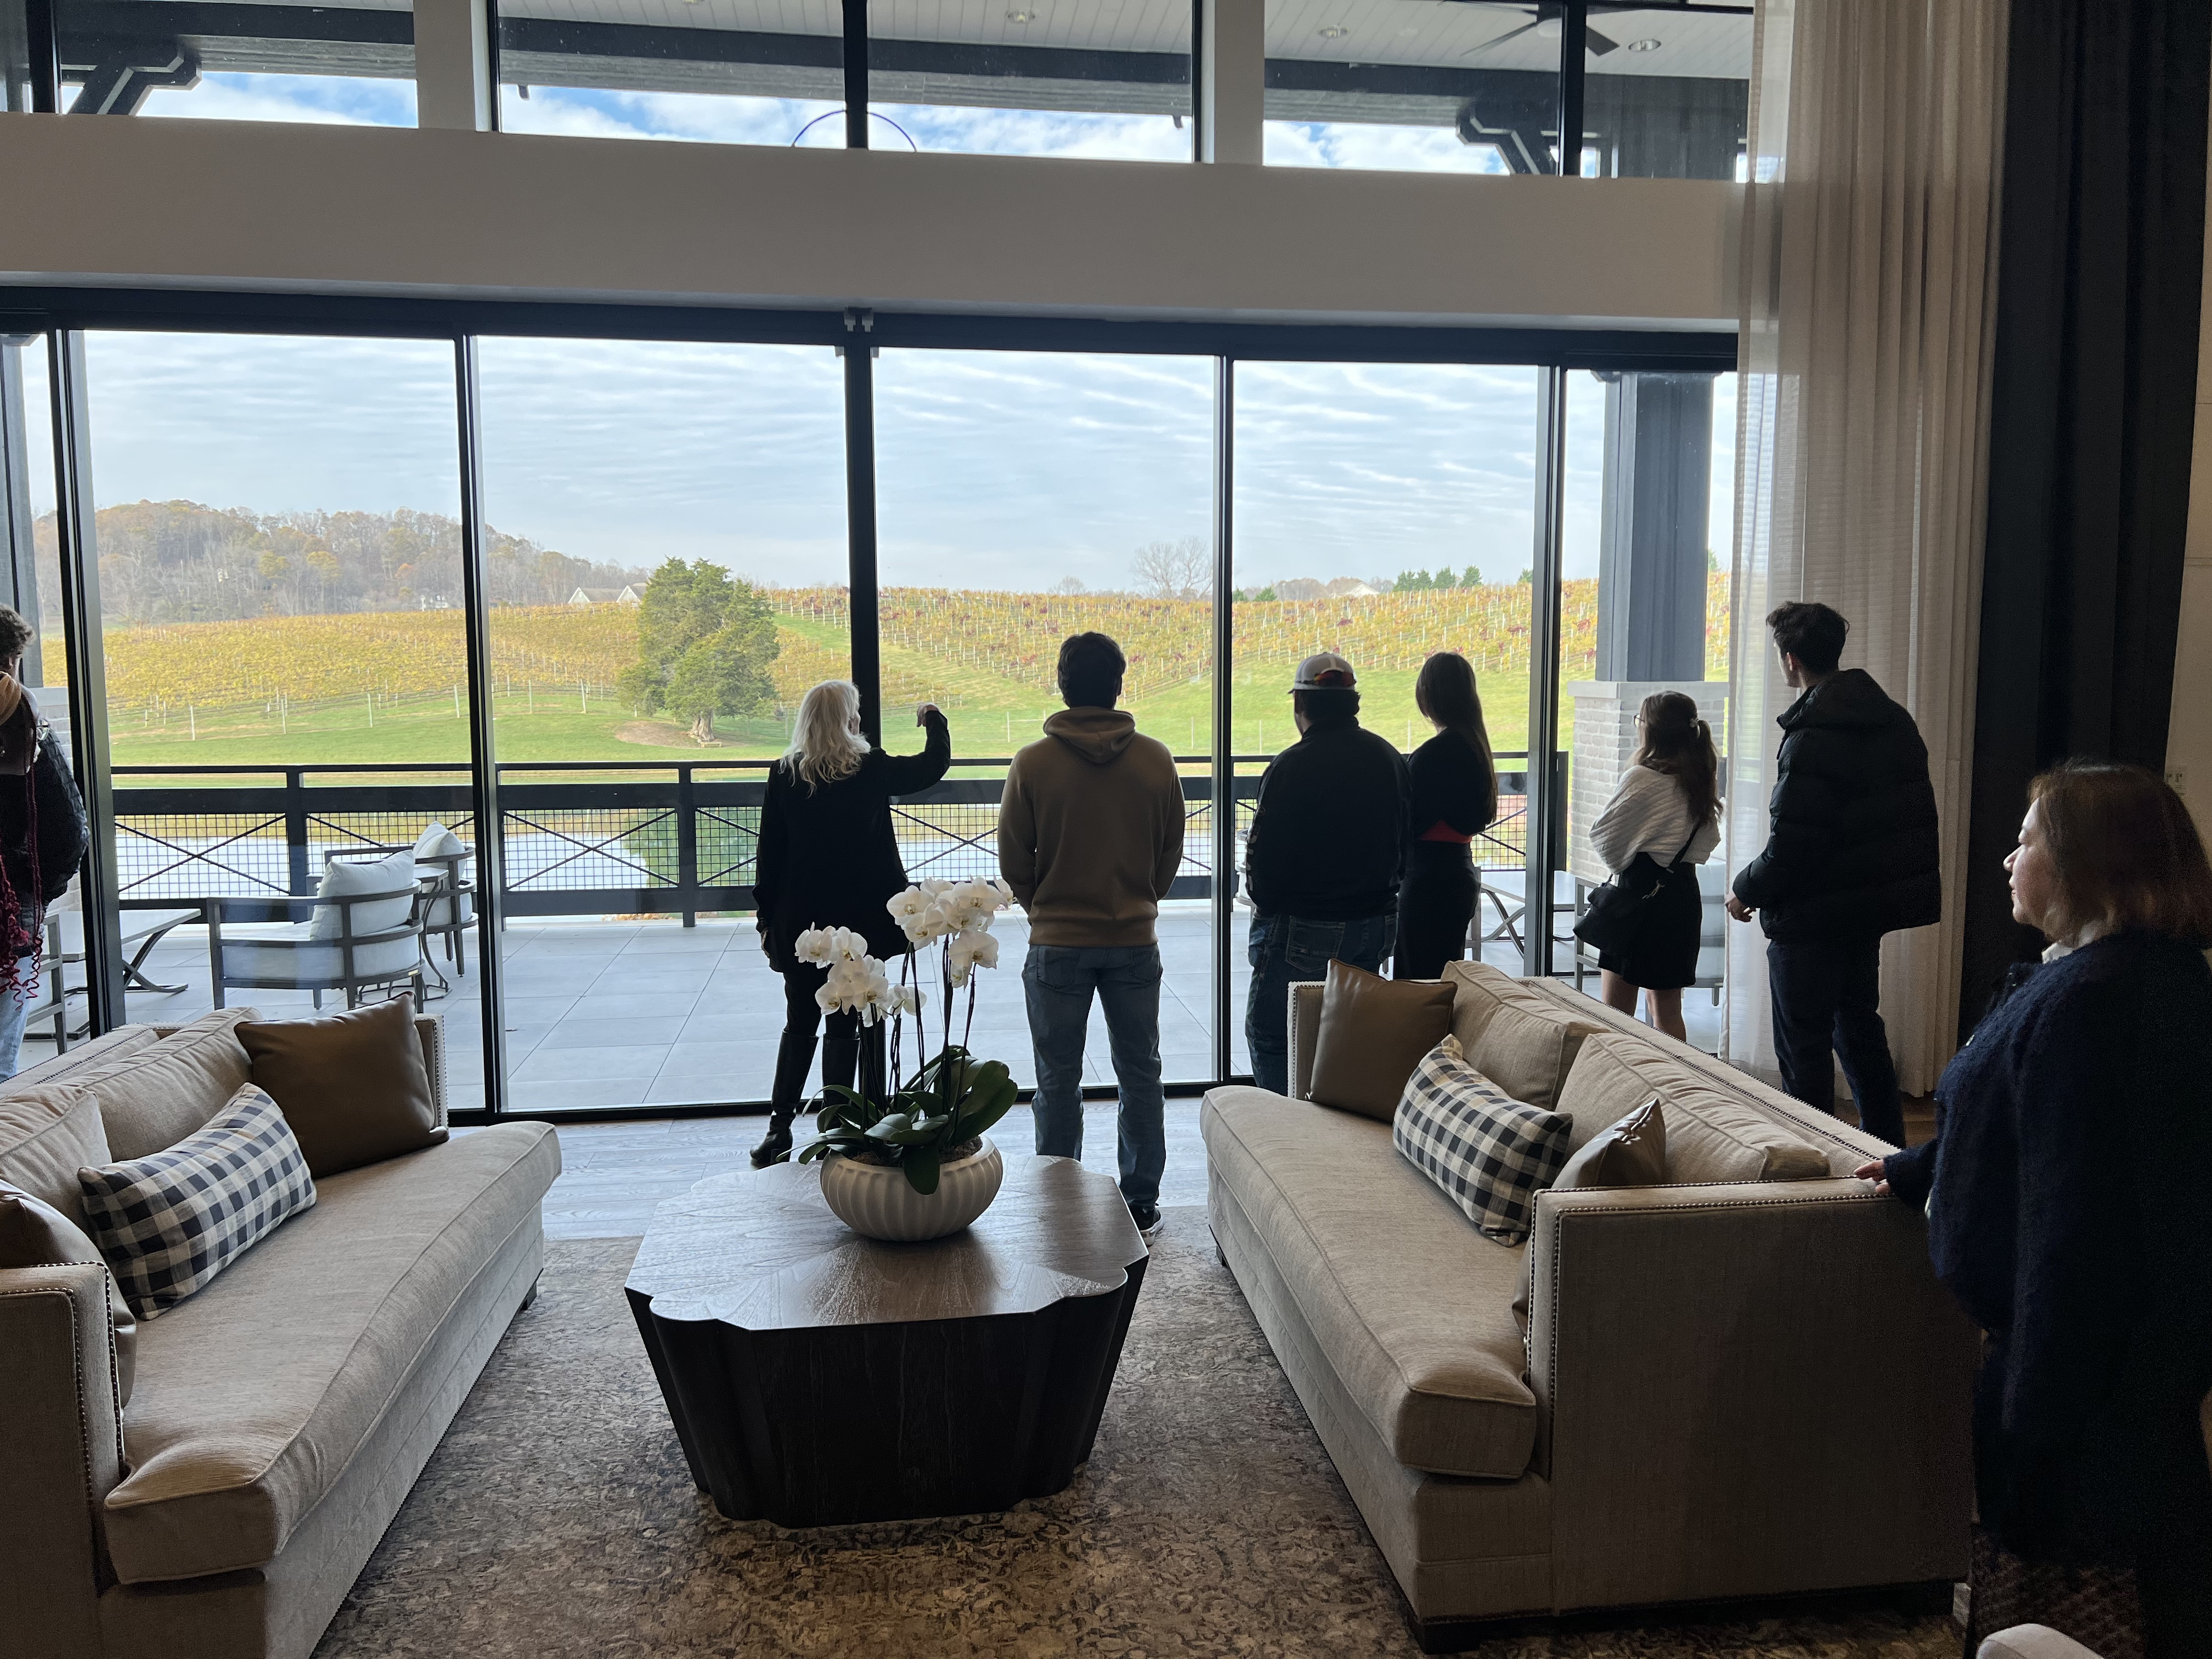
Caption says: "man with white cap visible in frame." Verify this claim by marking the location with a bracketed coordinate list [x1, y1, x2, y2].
[1242, 652, 1410, 1094]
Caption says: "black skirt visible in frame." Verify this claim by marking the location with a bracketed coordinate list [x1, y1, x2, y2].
[1594, 864, 1702, 990]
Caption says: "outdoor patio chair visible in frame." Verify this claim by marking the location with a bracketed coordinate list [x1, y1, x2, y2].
[321, 826, 473, 976]
[208, 847, 425, 1011]
[40, 880, 198, 1039]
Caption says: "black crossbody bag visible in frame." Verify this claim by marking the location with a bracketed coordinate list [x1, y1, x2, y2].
[1573, 831, 1696, 958]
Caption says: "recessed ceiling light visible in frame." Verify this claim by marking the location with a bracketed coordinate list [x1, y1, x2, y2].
[1317, 24, 1348, 38]
[1006, 7, 1037, 20]
[1627, 37, 1662, 51]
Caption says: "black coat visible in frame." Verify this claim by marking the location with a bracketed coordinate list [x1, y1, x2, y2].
[1731, 668, 1940, 940]
[1884, 933, 2212, 1593]
[1245, 714, 1410, 920]
[1406, 730, 1496, 843]
[2, 740, 86, 953]
[753, 712, 950, 972]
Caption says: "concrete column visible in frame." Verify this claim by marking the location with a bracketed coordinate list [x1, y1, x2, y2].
[414, 0, 493, 132]
[1200, 0, 1265, 166]
[1595, 371, 1716, 683]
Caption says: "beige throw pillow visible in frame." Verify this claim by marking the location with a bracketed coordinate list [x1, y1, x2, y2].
[1555, 1034, 1827, 1182]
[0, 1085, 112, 1226]
[0, 1178, 135, 1404]
[1469, 1001, 1600, 1115]
[1308, 960, 1456, 1122]
[240, 996, 444, 1178]
[1554, 1096, 1667, 1189]
[87, 1009, 255, 1163]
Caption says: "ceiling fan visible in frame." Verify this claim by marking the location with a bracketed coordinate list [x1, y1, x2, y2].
[1462, 1, 1623, 58]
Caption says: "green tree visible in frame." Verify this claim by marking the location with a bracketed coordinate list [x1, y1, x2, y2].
[1394, 570, 1430, 592]
[1462, 565, 1482, 588]
[624, 559, 780, 742]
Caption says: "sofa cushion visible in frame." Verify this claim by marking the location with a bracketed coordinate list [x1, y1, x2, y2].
[0, 1024, 161, 1097]
[103, 1121, 561, 1584]
[0, 1079, 111, 1224]
[1202, 1086, 1536, 1479]
[1310, 960, 1456, 1122]
[80, 1085, 319, 1320]
[85, 1009, 256, 1163]
[1470, 1001, 1600, 1117]
[1556, 1035, 1828, 1182]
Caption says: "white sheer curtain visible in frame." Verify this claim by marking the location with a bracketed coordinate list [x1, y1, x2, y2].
[1724, 0, 2008, 1094]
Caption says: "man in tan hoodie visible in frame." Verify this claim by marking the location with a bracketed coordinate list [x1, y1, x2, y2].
[999, 632, 1185, 1232]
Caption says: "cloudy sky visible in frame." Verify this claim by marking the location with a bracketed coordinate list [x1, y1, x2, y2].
[65, 70, 1736, 595]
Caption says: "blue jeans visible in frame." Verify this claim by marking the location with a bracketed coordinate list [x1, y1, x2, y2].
[0, 957, 39, 1081]
[1022, 943, 1165, 1210]
[1245, 911, 1396, 1096]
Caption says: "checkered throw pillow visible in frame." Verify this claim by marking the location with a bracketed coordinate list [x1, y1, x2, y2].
[79, 1084, 316, 1319]
[1393, 1035, 1571, 1245]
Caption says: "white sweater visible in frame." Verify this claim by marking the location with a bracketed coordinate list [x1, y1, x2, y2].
[1589, 765, 1722, 874]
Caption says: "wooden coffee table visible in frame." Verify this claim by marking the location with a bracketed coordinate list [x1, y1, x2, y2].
[627, 1151, 1149, 1527]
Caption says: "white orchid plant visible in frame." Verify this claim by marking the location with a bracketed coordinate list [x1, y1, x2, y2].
[787, 877, 1020, 1195]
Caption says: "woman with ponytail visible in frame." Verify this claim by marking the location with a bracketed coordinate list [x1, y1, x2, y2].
[1393, 652, 1498, 979]
[1586, 690, 1720, 1041]
[0, 608, 87, 1078]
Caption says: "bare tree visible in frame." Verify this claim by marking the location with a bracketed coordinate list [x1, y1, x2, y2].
[1051, 575, 1087, 595]
[1130, 536, 1212, 600]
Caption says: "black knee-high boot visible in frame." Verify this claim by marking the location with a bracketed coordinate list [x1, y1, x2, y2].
[751, 1029, 819, 1167]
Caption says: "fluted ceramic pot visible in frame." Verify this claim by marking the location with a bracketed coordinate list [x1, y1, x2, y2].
[819, 1137, 1005, 1242]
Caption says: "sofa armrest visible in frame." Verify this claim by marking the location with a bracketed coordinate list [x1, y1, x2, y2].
[415, 1011, 448, 1127]
[0, 1263, 125, 1659]
[1530, 1178, 1978, 1608]
[1288, 981, 1323, 1100]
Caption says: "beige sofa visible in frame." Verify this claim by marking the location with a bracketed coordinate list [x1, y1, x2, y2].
[1202, 962, 1979, 1651]
[0, 1010, 561, 1659]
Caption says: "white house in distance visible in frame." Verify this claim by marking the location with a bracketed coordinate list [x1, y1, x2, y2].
[569, 585, 643, 606]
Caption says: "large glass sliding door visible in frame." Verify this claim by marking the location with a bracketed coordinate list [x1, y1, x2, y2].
[475, 338, 848, 1111]
[65, 332, 493, 1101]
[11, 311, 1735, 1111]
[873, 347, 1216, 1088]
[1228, 359, 1542, 1073]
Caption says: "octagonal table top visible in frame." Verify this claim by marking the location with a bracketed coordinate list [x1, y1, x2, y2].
[625, 1151, 1147, 1333]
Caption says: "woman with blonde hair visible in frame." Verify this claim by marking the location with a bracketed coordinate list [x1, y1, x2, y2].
[749, 681, 950, 1166]
[1585, 690, 1721, 1040]
[1863, 761, 2212, 1657]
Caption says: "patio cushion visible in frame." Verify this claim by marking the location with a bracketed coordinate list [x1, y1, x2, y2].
[103, 1121, 561, 1584]
[307, 850, 415, 943]
[222, 926, 419, 988]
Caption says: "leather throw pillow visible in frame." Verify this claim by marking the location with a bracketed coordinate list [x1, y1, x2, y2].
[1553, 1096, 1667, 1190]
[1308, 959, 1457, 1121]
[239, 996, 444, 1180]
[0, 1178, 136, 1405]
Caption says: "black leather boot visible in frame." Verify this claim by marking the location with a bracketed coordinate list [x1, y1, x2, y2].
[751, 1030, 818, 1167]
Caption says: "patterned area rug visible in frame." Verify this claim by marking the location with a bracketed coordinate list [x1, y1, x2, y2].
[317, 1211, 1959, 1658]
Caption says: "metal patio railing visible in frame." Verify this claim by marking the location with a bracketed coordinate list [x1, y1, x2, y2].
[108, 752, 1558, 923]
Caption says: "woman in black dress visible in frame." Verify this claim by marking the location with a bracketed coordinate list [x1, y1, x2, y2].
[1862, 761, 2212, 1657]
[1586, 691, 1720, 1041]
[749, 680, 951, 1166]
[1393, 652, 1497, 980]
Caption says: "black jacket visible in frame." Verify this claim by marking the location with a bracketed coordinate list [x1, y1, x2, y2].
[1730, 668, 1940, 940]
[2, 740, 86, 953]
[1884, 933, 2212, 1590]
[1407, 730, 1496, 843]
[1245, 714, 1410, 920]
[753, 711, 951, 972]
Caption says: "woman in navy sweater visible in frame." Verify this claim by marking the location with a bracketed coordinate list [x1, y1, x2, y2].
[1863, 761, 2212, 1657]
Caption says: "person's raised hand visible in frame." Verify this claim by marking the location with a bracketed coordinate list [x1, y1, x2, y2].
[1725, 894, 1753, 923]
[916, 702, 942, 726]
[1853, 1158, 1891, 1197]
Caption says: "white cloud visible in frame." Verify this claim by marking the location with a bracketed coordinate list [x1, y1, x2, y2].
[138, 73, 416, 126]
[496, 87, 845, 145]
[1262, 120, 1510, 174]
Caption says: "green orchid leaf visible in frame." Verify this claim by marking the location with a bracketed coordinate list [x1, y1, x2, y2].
[864, 1113, 915, 1143]
[901, 1149, 941, 1195]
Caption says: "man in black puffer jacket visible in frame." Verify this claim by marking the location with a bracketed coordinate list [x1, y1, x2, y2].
[1726, 602, 1939, 1146]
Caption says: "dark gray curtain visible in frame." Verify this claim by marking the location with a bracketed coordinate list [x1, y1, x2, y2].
[1959, 0, 2211, 1035]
